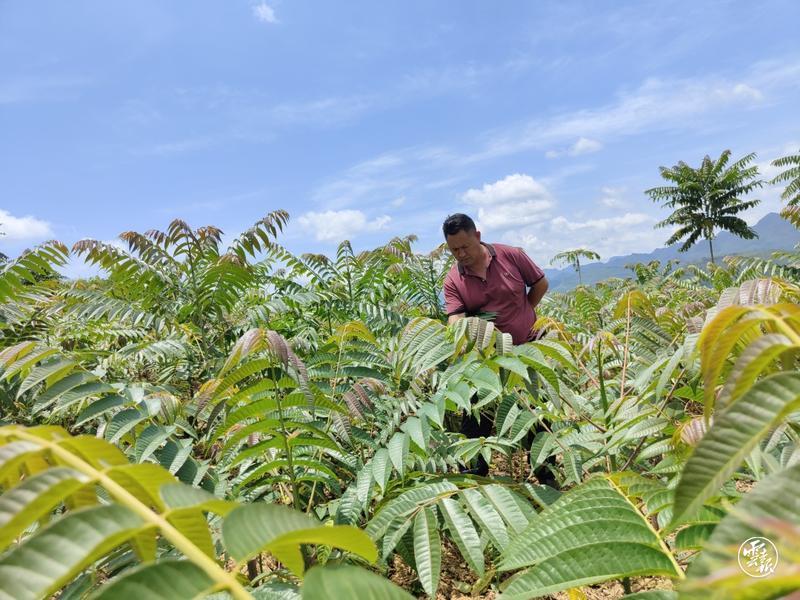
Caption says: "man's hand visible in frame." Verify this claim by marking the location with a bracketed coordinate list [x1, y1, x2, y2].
[527, 277, 548, 310]
[448, 312, 465, 324]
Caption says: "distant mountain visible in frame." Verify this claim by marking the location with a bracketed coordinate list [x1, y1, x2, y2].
[543, 213, 800, 291]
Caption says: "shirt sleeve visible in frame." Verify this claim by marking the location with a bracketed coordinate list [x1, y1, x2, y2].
[443, 275, 466, 316]
[512, 247, 545, 286]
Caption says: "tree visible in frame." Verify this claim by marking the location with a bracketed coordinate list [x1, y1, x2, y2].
[645, 150, 763, 264]
[771, 149, 800, 207]
[550, 248, 600, 285]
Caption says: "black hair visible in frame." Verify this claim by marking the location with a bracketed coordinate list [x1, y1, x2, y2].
[442, 213, 476, 238]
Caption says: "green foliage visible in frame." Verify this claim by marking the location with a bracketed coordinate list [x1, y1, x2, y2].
[0, 424, 400, 600]
[498, 477, 682, 598]
[2, 206, 800, 597]
[646, 150, 763, 263]
[0, 240, 68, 303]
[679, 464, 800, 599]
[550, 248, 601, 285]
[772, 149, 800, 207]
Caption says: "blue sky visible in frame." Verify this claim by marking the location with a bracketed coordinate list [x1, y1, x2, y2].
[1, 1, 799, 276]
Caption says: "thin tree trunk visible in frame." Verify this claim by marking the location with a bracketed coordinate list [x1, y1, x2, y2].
[708, 237, 715, 264]
[577, 260, 582, 285]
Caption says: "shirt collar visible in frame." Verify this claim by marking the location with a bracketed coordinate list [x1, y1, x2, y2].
[457, 242, 496, 275]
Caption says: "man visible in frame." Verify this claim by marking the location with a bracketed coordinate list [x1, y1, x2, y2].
[442, 213, 550, 478]
[443, 214, 548, 342]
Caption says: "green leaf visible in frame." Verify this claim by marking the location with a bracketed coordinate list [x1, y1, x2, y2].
[55, 381, 117, 412]
[31, 371, 97, 413]
[655, 346, 685, 405]
[372, 448, 391, 493]
[252, 582, 302, 599]
[0, 467, 91, 549]
[497, 478, 680, 599]
[674, 523, 715, 551]
[671, 372, 800, 528]
[223, 503, 377, 575]
[355, 466, 373, 507]
[105, 407, 148, 444]
[167, 509, 215, 558]
[156, 439, 193, 474]
[91, 560, 215, 600]
[529, 432, 554, 469]
[380, 512, 414, 560]
[563, 449, 583, 485]
[680, 462, 800, 599]
[521, 483, 561, 509]
[135, 425, 176, 463]
[387, 432, 408, 477]
[160, 482, 235, 515]
[718, 333, 794, 410]
[75, 394, 127, 427]
[400, 416, 426, 451]
[501, 544, 680, 599]
[302, 565, 414, 600]
[17, 358, 76, 398]
[0, 504, 144, 600]
[439, 497, 485, 576]
[367, 482, 458, 541]
[481, 485, 530, 535]
[493, 356, 530, 381]
[462, 487, 509, 550]
[106, 463, 177, 510]
[413, 506, 441, 597]
[0, 440, 40, 481]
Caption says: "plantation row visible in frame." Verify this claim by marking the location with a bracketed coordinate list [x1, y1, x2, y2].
[0, 200, 799, 597]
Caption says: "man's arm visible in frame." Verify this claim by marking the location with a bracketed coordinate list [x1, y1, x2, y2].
[443, 274, 467, 325]
[527, 276, 548, 310]
[511, 246, 547, 311]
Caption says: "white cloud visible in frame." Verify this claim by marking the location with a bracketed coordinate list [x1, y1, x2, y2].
[541, 212, 658, 260]
[271, 95, 375, 126]
[571, 137, 603, 156]
[297, 210, 391, 242]
[731, 83, 763, 102]
[500, 231, 550, 252]
[461, 174, 555, 230]
[550, 212, 653, 232]
[599, 186, 627, 208]
[391, 196, 406, 207]
[253, 2, 277, 24]
[0, 209, 52, 240]
[545, 137, 603, 159]
[489, 211, 661, 264]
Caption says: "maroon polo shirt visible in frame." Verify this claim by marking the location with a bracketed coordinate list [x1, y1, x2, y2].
[444, 242, 545, 345]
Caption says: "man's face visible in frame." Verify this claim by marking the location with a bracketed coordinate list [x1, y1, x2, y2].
[446, 229, 483, 268]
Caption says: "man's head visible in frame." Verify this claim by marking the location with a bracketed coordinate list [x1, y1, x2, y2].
[442, 213, 483, 268]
